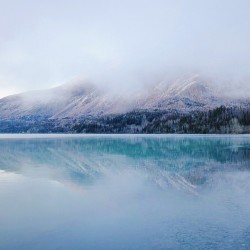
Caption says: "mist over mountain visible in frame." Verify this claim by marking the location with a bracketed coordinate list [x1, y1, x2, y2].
[0, 74, 249, 133]
[1, 0, 250, 99]
[0, 74, 249, 120]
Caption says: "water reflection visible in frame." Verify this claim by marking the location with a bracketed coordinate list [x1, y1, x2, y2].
[0, 135, 249, 187]
[0, 135, 249, 249]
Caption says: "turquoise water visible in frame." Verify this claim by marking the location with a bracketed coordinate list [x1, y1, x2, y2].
[0, 134, 249, 250]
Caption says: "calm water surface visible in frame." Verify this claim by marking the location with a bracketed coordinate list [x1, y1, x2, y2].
[0, 134, 250, 250]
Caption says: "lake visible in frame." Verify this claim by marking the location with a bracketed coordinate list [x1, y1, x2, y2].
[0, 134, 250, 250]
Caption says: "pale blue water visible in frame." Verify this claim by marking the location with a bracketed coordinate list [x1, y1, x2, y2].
[0, 134, 249, 250]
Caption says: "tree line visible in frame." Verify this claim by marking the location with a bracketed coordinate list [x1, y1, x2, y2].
[72, 106, 250, 134]
[0, 105, 249, 133]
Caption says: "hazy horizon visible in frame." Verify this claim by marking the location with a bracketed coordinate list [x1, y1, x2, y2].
[1, 0, 250, 98]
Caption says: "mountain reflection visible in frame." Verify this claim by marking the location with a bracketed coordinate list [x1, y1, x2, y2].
[0, 135, 250, 250]
[0, 135, 249, 188]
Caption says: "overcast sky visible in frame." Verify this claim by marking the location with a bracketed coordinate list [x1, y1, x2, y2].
[0, 0, 250, 97]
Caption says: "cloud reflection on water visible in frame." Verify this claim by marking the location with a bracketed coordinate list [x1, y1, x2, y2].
[0, 135, 250, 249]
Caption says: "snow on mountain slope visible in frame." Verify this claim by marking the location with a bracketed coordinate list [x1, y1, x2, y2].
[0, 81, 132, 119]
[135, 75, 225, 111]
[0, 75, 248, 120]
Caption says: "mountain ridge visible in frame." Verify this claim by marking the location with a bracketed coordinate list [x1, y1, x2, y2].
[0, 75, 249, 121]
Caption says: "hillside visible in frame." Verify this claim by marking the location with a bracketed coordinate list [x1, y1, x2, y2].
[0, 75, 249, 133]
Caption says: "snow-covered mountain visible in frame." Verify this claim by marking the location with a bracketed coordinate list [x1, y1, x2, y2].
[0, 75, 248, 120]
[0, 81, 126, 119]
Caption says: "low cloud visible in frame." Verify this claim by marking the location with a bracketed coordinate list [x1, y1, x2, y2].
[0, 0, 250, 97]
